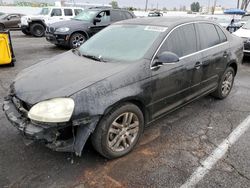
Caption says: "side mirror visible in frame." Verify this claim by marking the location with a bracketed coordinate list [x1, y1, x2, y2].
[153, 51, 179, 67]
[93, 17, 101, 25]
[7, 16, 11, 20]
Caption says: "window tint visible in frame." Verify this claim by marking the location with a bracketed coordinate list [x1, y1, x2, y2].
[64, 9, 73, 16]
[51, 9, 62, 16]
[74, 9, 82, 16]
[96, 11, 110, 23]
[196, 23, 220, 50]
[124, 12, 133, 19]
[158, 24, 197, 57]
[215, 25, 227, 43]
[111, 10, 125, 21]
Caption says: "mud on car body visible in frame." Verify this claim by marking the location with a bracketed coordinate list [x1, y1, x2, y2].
[3, 17, 243, 159]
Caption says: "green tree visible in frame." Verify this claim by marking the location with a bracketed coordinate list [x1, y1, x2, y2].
[109, 1, 119, 9]
[190, 2, 200, 12]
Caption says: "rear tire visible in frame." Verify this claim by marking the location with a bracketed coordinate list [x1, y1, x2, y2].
[91, 103, 144, 159]
[211, 67, 235, 99]
[30, 23, 45, 37]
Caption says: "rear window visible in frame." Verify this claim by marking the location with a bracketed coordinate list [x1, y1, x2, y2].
[215, 25, 227, 43]
[196, 23, 220, 50]
[111, 10, 126, 22]
[64, 9, 73, 16]
[124, 12, 133, 19]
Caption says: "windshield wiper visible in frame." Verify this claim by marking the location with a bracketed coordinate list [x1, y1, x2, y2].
[72, 48, 81, 56]
[81, 53, 107, 62]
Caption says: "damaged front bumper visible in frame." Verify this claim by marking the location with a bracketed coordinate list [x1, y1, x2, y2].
[2, 96, 100, 156]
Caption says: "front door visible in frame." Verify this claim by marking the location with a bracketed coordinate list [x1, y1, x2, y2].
[150, 23, 201, 120]
[89, 10, 110, 37]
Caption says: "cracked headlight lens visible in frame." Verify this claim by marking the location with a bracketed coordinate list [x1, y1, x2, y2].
[28, 98, 74, 123]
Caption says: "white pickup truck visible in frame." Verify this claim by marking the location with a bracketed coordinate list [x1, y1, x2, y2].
[20, 7, 83, 37]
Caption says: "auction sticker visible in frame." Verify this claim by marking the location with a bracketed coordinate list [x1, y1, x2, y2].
[144, 26, 168, 32]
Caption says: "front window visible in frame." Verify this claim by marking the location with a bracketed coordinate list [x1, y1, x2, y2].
[79, 25, 165, 62]
[39, 8, 50, 15]
[72, 10, 98, 21]
[242, 20, 250, 29]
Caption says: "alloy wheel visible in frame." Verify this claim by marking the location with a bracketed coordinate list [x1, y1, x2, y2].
[107, 112, 140, 152]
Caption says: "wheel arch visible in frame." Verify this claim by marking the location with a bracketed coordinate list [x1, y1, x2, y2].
[228, 61, 238, 75]
[102, 97, 149, 125]
[29, 20, 46, 28]
[70, 30, 89, 40]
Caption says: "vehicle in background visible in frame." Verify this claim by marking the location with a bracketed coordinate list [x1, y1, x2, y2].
[20, 7, 83, 37]
[0, 13, 24, 30]
[45, 8, 136, 48]
[239, 14, 250, 25]
[209, 17, 242, 33]
[3, 17, 243, 159]
[233, 20, 250, 55]
[148, 11, 163, 17]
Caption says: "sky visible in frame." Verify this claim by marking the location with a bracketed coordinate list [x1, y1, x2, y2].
[2, 0, 238, 9]
[80, 0, 237, 9]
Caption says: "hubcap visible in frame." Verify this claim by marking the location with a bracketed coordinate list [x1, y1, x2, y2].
[34, 25, 44, 36]
[107, 112, 140, 152]
[221, 71, 233, 96]
[72, 34, 85, 48]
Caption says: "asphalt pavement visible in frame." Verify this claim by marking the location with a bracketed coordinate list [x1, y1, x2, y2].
[0, 31, 250, 188]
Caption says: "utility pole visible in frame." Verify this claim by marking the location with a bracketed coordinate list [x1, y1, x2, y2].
[237, 0, 240, 8]
[145, 0, 148, 11]
[212, 0, 217, 14]
[208, 0, 210, 14]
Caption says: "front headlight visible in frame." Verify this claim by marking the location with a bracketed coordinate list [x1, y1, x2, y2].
[56, 27, 70, 32]
[28, 98, 75, 123]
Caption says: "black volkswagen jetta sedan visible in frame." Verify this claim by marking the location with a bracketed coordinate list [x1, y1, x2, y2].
[3, 17, 243, 159]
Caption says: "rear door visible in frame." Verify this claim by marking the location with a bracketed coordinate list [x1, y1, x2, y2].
[150, 23, 201, 119]
[195, 22, 229, 94]
[63, 8, 74, 19]
[110, 10, 126, 22]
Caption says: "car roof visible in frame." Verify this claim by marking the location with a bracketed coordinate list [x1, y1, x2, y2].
[115, 17, 215, 27]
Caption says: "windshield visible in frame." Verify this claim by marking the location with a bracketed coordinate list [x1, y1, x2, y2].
[242, 20, 250, 29]
[0, 14, 7, 19]
[39, 8, 50, 15]
[79, 25, 165, 62]
[72, 10, 97, 21]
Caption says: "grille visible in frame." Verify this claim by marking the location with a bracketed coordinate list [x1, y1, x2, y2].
[12, 96, 30, 117]
[244, 42, 250, 51]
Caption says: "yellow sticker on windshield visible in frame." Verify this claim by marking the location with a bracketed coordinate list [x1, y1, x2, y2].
[144, 26, 167, 32]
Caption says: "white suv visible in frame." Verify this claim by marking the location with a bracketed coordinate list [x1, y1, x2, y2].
[20, 7, 83, 37]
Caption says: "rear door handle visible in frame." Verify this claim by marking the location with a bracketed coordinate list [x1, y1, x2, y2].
[223, 51, 228, 58]
[194, 62, 202, 69]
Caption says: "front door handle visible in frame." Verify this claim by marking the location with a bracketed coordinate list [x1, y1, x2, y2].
[194, 62, 202, 69]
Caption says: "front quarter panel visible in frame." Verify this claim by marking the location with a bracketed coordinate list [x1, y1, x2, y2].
[71, 60, 152, 123]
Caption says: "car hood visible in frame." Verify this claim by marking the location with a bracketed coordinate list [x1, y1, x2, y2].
[233, 27, 250, 38]
[13, 51, 128, 105]
[49, 19, 89, 29]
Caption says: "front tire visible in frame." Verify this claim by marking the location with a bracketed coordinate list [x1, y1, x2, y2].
[30, 23, 45, 37]
[69, 32, 86, 49]
[211, 67, 235, 99]
[91, 103, 144, 159]
[0, 24, 5, 31]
